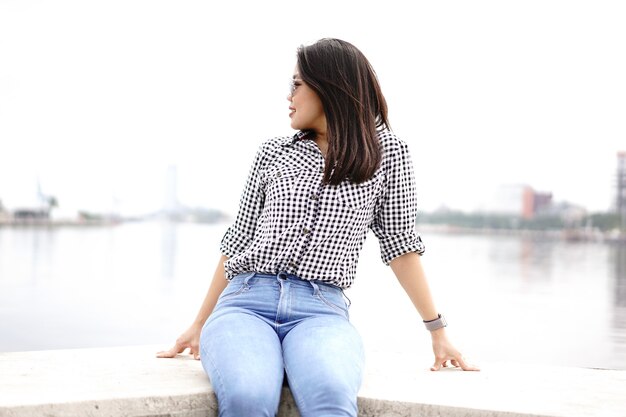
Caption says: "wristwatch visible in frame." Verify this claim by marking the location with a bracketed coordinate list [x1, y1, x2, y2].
[423, 314, 447, 331]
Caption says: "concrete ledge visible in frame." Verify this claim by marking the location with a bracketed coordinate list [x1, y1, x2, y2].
[1, 345, 625, 417]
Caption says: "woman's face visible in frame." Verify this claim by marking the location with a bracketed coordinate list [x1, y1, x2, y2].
[287, 68, 326, 134]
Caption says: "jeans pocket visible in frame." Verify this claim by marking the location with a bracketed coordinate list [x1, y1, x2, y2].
[218, 274, 252, 301]
[316, 289, 349, 318]
[218, 284, 246, 301]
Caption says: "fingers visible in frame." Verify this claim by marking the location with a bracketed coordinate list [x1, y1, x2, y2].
[190, 340, 201, 360]
[189, 344, 201, 360]
[455, 355, 480, 371]
[156, 347, 184, 358]
[156, 348, 201, 359]
[156, 341, 202, 360]
[430, 355, 479, 371]
[156, 341, 187, 358]
[430, 357, 446, 371]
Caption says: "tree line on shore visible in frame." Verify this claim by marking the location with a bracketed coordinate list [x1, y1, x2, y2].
[417, 210, 622, 232]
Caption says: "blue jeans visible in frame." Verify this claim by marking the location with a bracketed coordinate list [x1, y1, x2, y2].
[200, 272, 365, 417]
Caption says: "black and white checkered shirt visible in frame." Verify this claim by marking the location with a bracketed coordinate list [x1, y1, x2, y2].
[220, 129, 425, 288]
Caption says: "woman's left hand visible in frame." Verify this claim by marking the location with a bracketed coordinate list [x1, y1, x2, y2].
[430, 329, 479, 371]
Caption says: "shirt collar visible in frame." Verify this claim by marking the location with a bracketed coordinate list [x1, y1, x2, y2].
[282, 130, 314, 147]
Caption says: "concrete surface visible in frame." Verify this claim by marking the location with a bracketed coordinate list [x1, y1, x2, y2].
[1, 345, 625, 417]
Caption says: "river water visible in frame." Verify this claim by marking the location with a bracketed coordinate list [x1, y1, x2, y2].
[0, 221, 624, 370]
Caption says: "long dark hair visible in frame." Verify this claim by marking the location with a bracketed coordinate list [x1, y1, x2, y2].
[297, 38, 389, 185]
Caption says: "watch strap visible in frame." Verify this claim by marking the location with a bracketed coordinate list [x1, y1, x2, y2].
[423, 314, 447, 331]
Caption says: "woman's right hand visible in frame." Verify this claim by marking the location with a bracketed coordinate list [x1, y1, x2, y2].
[156, 323, 203, 360]
[157, 255, 229, 360]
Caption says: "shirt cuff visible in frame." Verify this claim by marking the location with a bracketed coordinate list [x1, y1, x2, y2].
[379, 231, 426, 265]
[219, 226, 253, 258]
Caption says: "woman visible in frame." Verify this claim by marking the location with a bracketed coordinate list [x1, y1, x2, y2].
[158, 38, 478, 417]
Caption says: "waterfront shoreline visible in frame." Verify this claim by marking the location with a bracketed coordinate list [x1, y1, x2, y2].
[417, 223, 626, 244]
[2, 217, 624, 244]
[0, 219, 122, 228]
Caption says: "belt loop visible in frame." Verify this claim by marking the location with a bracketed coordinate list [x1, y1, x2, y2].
[242, 272, 255, 289]
[310, 280, 320, 295]
[276, 271, 287, 291]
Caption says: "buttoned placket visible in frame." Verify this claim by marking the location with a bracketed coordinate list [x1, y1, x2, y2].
[289, 140, 325, 274]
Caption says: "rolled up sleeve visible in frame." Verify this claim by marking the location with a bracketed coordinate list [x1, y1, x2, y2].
[370, 140, 425, 265]
[220, 146, 266, 258]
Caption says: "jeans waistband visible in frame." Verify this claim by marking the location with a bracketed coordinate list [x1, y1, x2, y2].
[231, 271, 350, 304]
[232, 271, 334, 288]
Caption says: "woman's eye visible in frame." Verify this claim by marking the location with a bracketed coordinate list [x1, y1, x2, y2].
[289, 79, 303, 95]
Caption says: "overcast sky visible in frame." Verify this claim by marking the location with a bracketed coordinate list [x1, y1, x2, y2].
[1, 0, 624, 217]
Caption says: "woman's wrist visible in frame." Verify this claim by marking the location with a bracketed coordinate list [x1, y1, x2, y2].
[429, 327, 447, 339]
[191, 319, 206, 329]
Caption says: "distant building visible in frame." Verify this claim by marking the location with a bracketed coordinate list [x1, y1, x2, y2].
[13, 209, 49, 220]
[547, 201, 587, 226]
[528, 189, 553, 218]
[2, 178, 59, 223]
[488, 184, 553, 219]
[0, 199, 9, 223]
[617, 151, 626, 231]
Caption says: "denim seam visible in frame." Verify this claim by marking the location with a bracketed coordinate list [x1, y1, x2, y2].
[274, 277, 285, 328]
[200, 342, 229, 413]
[340, 288, 352, 308]
[283, 360, 309, 415]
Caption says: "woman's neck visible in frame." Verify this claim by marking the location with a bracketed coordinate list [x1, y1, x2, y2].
[314, 134, 328, 158]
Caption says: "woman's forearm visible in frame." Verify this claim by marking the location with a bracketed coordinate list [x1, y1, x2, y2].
[191, 254, 230, 327]
[389, 251, 439, 322]
[390, 251, 480, 371]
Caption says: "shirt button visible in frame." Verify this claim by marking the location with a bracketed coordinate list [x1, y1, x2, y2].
[310, 194, 319, 200]
[276, 172, 282, 178]
[302, 227, 311, 235]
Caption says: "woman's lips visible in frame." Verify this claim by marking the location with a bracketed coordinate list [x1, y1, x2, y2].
[289, 107, 295, 117]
